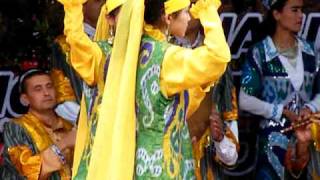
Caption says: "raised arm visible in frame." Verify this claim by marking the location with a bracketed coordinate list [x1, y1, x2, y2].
[57, 0, 103, 85]
[160, 0, 230, 97]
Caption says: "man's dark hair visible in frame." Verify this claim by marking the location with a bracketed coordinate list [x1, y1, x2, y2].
[19, 69, 50, 94]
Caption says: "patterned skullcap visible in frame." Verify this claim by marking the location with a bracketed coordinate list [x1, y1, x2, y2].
[262, 0, 279, 10]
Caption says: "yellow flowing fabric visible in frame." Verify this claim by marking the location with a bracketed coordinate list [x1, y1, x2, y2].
[93, 5, 108, 42]
[70, 3, 107, 177]
[58, 0, 143, 178]
[86, 0, 144, 179]
[71, 97, 88, 176]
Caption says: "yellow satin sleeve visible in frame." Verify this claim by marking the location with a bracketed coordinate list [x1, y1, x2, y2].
[50, 69, 76, 104]
[8, 145, 68, 180]
[61, 0, 102, 86]
[160, 0, 230, 98]
[8, 145, 42, 180]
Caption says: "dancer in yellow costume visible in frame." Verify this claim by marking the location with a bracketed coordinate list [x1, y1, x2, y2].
[57, 0, 144, 179]
[135, 0, 230, 178]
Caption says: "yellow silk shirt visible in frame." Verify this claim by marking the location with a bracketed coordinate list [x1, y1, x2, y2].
[2, 112, 73, 180]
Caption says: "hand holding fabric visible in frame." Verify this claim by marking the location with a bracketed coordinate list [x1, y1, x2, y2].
[190, 0, 220, 19]
[209, 106, 224, 142]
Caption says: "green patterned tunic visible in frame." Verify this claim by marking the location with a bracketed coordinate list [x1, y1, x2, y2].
[74, 41, 112, 179]
[135, 35, 195, 179]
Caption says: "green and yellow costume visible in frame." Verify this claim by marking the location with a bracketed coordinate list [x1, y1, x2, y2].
[57, 0, 144, 179]
[135, 0, 231, 178]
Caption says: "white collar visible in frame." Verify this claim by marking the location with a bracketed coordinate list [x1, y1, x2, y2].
[263, 36, 314, 62]
[278, 46, 304, 91]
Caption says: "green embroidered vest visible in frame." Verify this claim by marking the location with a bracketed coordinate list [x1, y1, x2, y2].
[135, 35, 195, 179]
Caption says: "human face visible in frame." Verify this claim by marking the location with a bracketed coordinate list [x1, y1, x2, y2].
[168, 8, 191, 38]
[83, 0, 105, 28]
[274, 0, 304, 33]
[21, 75, 57, 112]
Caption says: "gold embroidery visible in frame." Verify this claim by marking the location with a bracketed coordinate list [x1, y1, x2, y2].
[13, 113, 73, 179]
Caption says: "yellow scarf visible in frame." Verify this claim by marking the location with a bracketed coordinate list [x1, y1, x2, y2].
[86, 0, 144, 179]
[144, 24, 166, 41]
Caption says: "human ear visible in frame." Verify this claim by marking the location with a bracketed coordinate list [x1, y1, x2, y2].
[20, 94, 30, 106]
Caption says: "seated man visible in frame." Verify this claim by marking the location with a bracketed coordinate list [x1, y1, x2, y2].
[1, 69, 76, 180]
